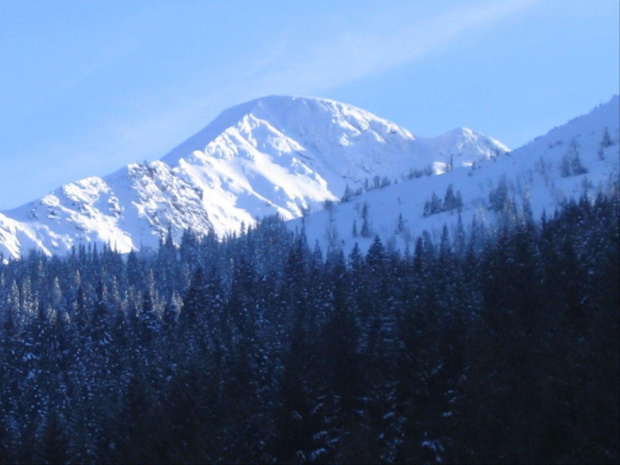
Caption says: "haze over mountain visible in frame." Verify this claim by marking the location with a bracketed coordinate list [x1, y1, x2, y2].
[0, 96, 509, 259]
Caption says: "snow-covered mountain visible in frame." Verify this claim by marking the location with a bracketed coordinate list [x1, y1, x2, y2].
[0, 95, 509, 259]
[293, 96, 619, 254]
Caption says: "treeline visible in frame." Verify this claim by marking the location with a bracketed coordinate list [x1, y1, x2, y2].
[0, 193, 618, 464]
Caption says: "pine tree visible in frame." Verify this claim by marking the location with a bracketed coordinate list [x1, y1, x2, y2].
[489, 176, 510, 212]
[360, 202, 371, 238]
[424, 191, 442, 216]
[561, 139, 587, 177]
[443, 183, 457, 211]
[342, 184, 354, 202]
[601, 126, 613, 148]
[179, 267, 211, 361]
[395, 213, 405, 234]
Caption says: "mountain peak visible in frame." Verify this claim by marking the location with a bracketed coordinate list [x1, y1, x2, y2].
[439, 126, 510, 151]
[1, 95, 513, 259]
[162, 95, 414, 165]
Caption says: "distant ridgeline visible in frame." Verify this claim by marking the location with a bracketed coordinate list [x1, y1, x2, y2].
[0, 191, 617, 464]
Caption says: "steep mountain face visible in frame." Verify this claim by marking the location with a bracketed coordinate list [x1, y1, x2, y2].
[0, 95, 508, 259]
[293, 96, 619, 254]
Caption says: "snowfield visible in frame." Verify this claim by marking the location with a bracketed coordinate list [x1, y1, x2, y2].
[0, 95, 617, 260]
[292, 96, 619, 254]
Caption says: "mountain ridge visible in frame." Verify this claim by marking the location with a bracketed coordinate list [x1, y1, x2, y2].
[2, 95, 616, 260]
[0, 95, 508, 259]
[292, 95, 619, 254]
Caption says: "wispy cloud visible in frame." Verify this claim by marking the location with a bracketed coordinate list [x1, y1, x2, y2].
[247, 0, 542, 95]
[95, 1, 544, 166]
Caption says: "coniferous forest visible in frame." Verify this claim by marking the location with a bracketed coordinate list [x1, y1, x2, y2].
[0, 193, 618, 464]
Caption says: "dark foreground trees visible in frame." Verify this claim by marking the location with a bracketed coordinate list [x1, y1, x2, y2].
[0, 192, 618, 464]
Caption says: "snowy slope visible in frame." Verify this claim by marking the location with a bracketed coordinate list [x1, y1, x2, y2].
[0, 96, 508, 260]
[292, 96, 620, 254]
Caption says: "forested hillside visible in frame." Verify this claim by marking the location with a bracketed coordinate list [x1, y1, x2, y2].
[0, 191, 618, 464]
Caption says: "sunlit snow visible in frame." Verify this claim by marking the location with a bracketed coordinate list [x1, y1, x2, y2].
[1, 95, 617, 260]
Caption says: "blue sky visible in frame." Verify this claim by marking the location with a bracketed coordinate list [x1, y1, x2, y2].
[0, 0, 618, 210]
